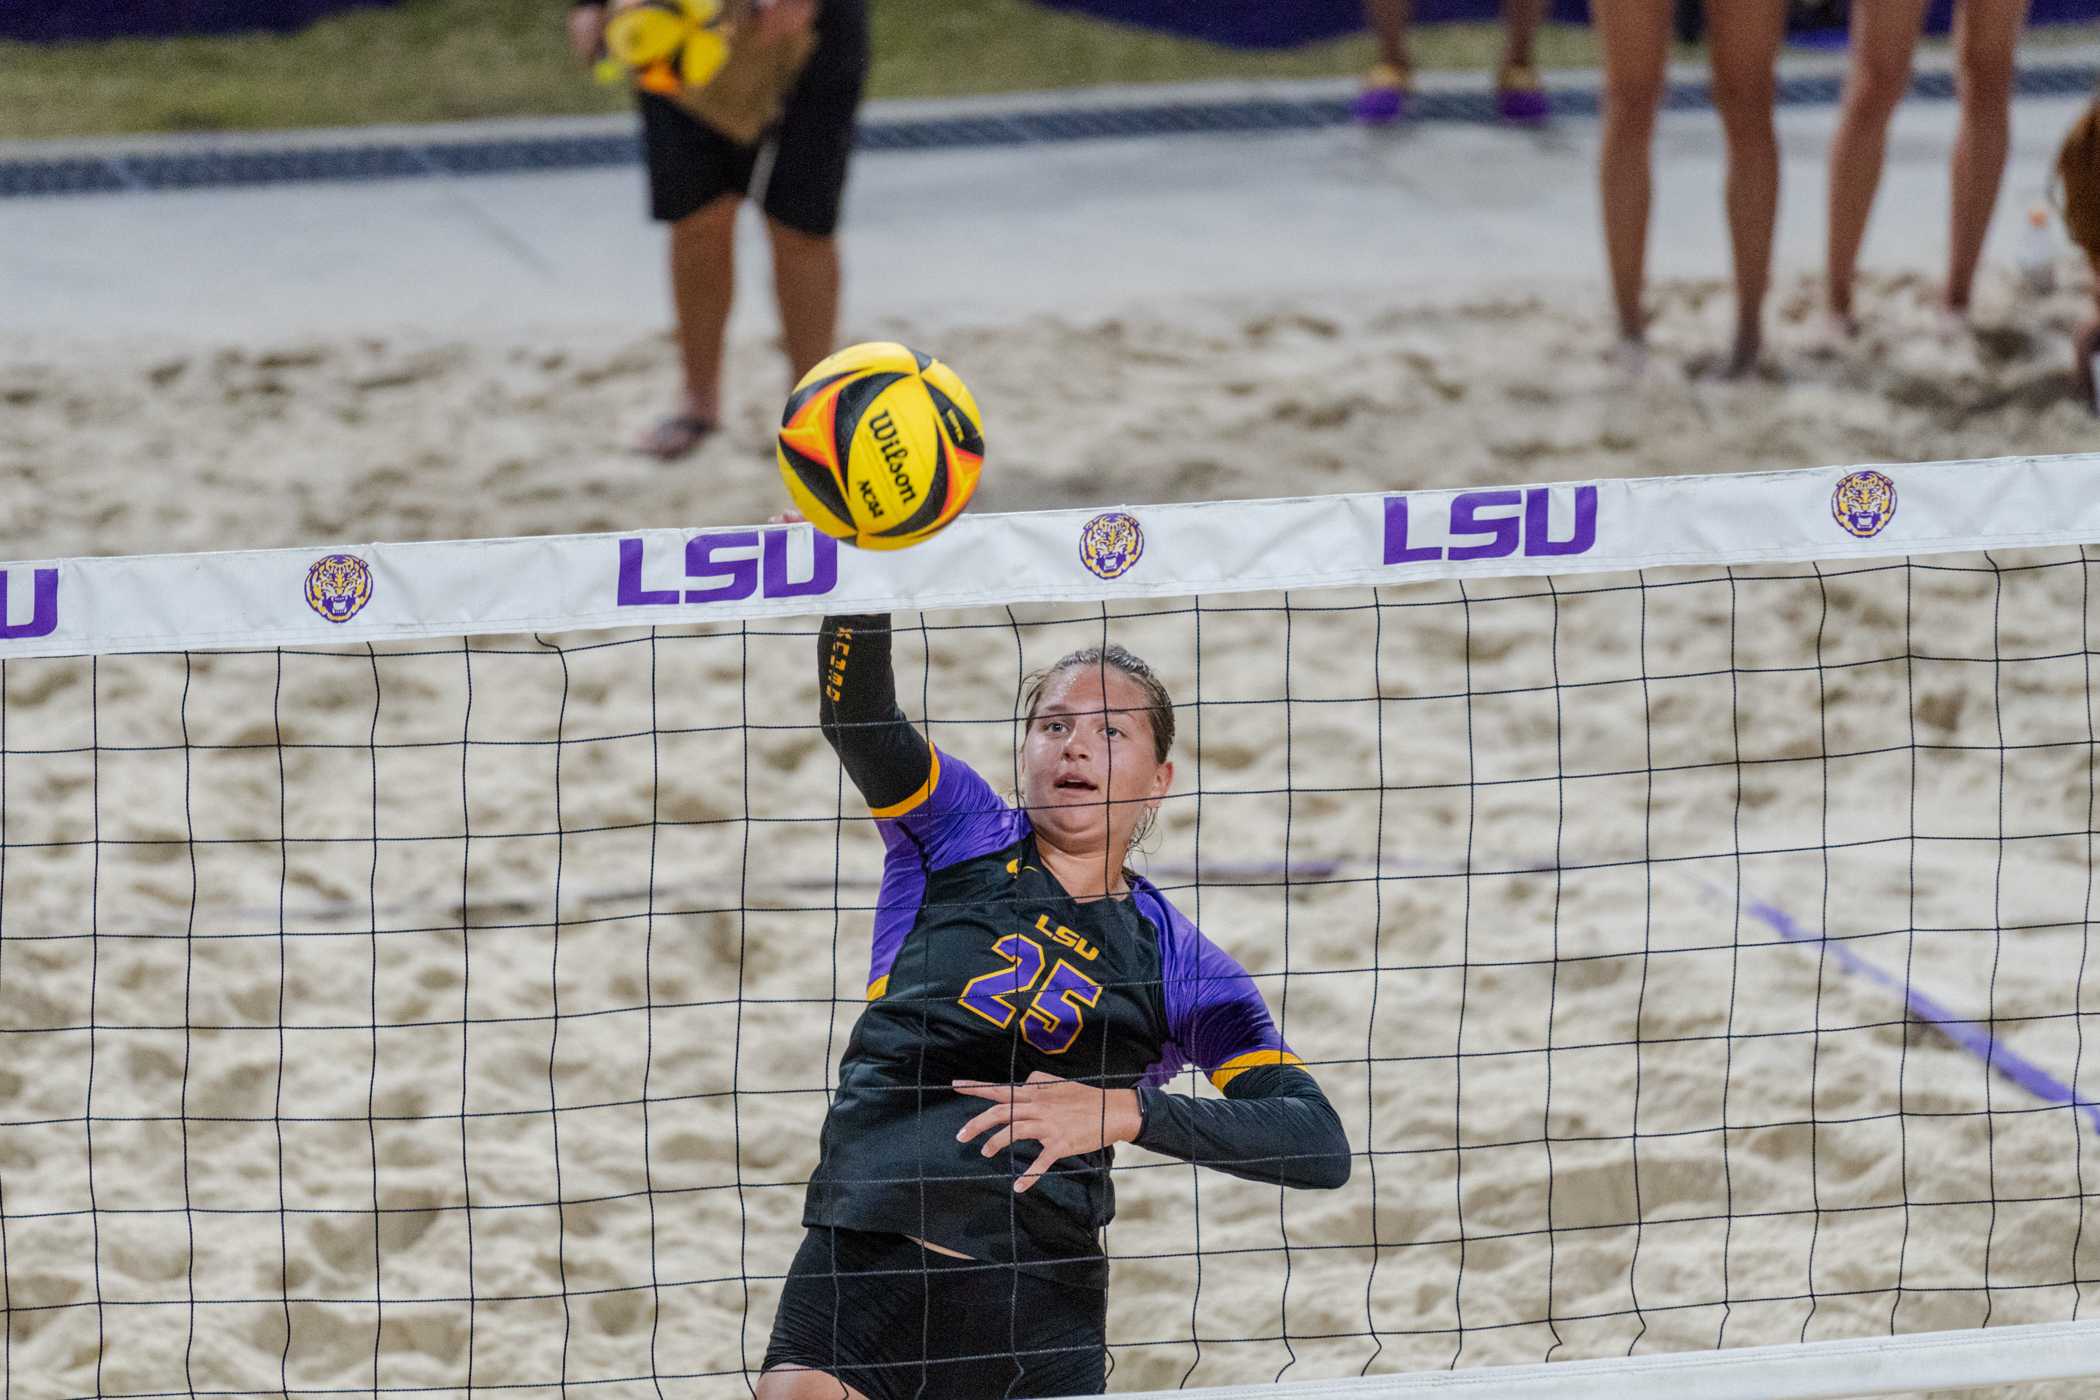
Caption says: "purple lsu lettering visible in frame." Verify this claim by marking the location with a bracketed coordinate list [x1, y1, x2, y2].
[1383, 485, 1598, 565]
[0, 567, 58, 641]
[617, 528, 839, 607]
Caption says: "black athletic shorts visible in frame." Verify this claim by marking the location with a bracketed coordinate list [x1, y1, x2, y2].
[638, 0, 868, 235]
[761, 1227, 1108, 1399]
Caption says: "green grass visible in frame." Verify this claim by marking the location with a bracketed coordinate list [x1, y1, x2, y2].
[3, 1, 2094, 142]
[0, 0, 629, 140]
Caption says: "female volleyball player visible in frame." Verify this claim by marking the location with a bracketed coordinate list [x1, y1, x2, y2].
[1826, 0, 2029, 334]
[757, 614, 1352, 1400]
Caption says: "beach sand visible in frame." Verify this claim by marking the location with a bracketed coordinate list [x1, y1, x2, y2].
[4, 264, 2100, 1397]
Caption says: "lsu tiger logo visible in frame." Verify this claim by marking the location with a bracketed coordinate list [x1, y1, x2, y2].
[1832, 470, 1897, 539]
[1078, 512, 1144, 580]
[305, 553, 374, 624]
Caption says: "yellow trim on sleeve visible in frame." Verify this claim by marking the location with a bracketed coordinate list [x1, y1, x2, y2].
[867, 745, 941, 820]
[867, 975, 889, 1002]
[1208, 1049, 1304, 1091]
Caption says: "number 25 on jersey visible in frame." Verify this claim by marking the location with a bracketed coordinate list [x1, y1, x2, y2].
[958, 934, 1104, 1054]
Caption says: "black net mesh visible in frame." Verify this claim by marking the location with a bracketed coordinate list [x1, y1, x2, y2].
[2, 548, 2097, 1396]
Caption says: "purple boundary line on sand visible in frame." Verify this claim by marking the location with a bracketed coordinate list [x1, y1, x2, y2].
[196, 842, 2100, 1134]
[1738, 892, 2100, 1138]
[1173, 852, 2100, 1137]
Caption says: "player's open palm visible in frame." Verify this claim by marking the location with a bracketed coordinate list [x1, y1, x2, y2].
[954, 1071, 1143, 1195]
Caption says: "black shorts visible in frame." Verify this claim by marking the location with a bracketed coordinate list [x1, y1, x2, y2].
[762, 1227, 1108, 1399]
[639, 0, 868, 235]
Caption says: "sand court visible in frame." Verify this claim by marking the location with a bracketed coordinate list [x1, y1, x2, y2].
[7, 54, 2100, 1400]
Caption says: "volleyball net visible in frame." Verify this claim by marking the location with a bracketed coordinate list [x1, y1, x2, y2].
[4, 455, 2100, 1397]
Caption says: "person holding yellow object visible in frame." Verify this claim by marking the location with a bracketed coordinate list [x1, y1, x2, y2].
[568, 0, 870, 460]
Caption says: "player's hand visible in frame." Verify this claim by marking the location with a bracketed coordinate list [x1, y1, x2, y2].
[768, 511, 807, 525]
[953, 1072, 1143, 1195]
[567, 4, 609, 63]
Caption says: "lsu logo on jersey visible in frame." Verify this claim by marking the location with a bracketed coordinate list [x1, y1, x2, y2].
[1035, 912, 1099, 962]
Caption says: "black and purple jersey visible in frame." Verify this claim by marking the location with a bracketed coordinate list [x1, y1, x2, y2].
[805, 615, 1351, 1286]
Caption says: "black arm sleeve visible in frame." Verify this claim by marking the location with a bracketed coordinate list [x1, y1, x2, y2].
[1132, 1063, 1352, 1190]
[818, 613, 935, 812]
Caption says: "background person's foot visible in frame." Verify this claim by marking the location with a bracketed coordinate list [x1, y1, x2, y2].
[1494, 65, 1549, 123]
[1725, 325, 1764, 379]
[1605, 335, 1649, 377]
[1353, 63, 1410, 125]
[634, 412, 718, 461]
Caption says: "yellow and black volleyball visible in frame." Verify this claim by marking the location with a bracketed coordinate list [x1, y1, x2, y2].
[776, 342, 985, 551]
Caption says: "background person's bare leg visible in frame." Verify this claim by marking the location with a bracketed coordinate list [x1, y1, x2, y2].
[1366, 0, 1412, 70]
[1825, 0, 1930, 332]
[1501, 0, 1545, 67]
[1706, 0, 1785, 374]
[1947, 0, 2031, 314]
[1593, 0, 1669, 346]
[767, 217, 842, 384]
[1356, 0, 1414, 122]
[645, 191, 742, 459]
[1496, 0, 1552, 118]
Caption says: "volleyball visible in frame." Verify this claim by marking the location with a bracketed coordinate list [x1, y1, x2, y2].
[775, 340, 985, 550]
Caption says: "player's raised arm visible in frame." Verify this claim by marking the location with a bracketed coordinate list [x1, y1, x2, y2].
[816, 612, 933, 811]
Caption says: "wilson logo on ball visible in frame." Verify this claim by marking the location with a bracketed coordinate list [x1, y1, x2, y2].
[776, 341, 985, 551]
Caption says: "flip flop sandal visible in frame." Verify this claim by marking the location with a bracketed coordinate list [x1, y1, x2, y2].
[635, 413, 718, 461]
[1495, 65, 1550, 123]
[1353, 63, 1412, 125]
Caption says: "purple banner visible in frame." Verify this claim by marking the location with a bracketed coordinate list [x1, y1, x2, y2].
[2, 0, 397, 44]
[1031, 0, 1585, 49]
[1030, 0, 2100, 51]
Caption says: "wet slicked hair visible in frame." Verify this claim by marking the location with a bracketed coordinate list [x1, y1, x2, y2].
[1020, 644, 1176, 764]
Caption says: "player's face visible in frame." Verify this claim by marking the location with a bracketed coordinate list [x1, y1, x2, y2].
[1019, 665, 1172, 857]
